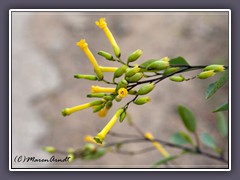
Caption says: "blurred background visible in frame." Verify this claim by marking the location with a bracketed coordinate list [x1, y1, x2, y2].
[12, 11, 229, 168]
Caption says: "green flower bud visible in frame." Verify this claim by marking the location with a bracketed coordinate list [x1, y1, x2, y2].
[113, 45, 121, 58]
[43, 146, 56, 154]
[127, 49, 143, 64]
[87, 93, 107, 98]
[128, 89, 138, 95]
[146, 60, 169, 71]
[68, 153, 75, 162]
[137, 83, 155, 95]
[134, 97, 151, 105]
[169, 75, 185, 82]
[114, 65, 128, 79]
[116, 79, 128, 91]
[93, 104, 105, 113]
[119, 111, 127, 123]
[115, 95, 122, 102]
[126, 72, 143, 83]
[98, 51, 114, 61]
[125, 66, 141, 78]
[139, 59, 158, 69]
[90, 100, 105, 106]
[74, 74, 98, 81]
[203, 64, 225, 72]
[106, 101, 113, 109]
[103, 95, 114, 101]
[163, 67, 180, 76]
[198, 70, 216, 79]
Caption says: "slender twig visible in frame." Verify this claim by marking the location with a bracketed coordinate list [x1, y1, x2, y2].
[111, 146, 156, 155]
[104, 138, 228, 164]
[108, 131, 140, 138]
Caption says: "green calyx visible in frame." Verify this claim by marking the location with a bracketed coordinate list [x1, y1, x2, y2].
[137, 83, 155, 95]
[119, 111, 127, 123]
[134, 97, 151, 105]
[93, 104, 105, 113]
[74, 74, 98, 81]
[90, 100, 105, 106]
[98, 51, 114, 61]
[87, 93, 107, 98]
[127, 49, 143, 64]
[113, 45, 121, 58]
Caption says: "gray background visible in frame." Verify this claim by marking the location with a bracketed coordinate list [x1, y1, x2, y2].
[11, 11, 229, 168]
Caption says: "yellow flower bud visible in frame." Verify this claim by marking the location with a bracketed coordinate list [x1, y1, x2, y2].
[163, 67, 180, 76]
[134, 97, 151, 105]
[127, 49, 143, 64]
[116, 79, 128, 91]
[98, 107, 108, 118]
[137, 83, 155, 95]
[203, 64, 225, 72]
[91, 86, 116, 93]
[94, 108, 124, 144]
[198, 70, 216, 79]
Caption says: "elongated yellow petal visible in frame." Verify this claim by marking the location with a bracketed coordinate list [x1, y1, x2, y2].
[145, 132, 170, 158]
[62, 103, 92, 116]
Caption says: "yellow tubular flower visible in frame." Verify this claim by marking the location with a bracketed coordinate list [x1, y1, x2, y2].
[62, 100, 103, 116]
[144, 132, 170, 158]
[118, 88, 128, 98]
[99, 66, 118, 72]
[76, 39, 103, 80]
[95, 18, 121, 57]
[94, 108, 124, 144]
[91, 85, 116, 93]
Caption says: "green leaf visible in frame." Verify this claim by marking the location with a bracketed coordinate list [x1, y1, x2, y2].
[205, 71, 229, 99]
[169, 56, 190, 66]
[152, 155, 178, 168]
[213, 103, 229, 112]
[200, 133, 217, 149]
[217, 112, 228, 138]
[178, 105, 196, 132]
[171, 131, 194, 146]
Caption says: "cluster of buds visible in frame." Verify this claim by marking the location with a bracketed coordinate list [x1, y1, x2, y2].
[61, 17, 226, 145]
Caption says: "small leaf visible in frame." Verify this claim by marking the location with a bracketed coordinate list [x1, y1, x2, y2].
[152, 155, 178, 168]
[178, 105, 196, 132]
[169, 56, 190, 66]
[82, 147, 106, 160]
[217, 112, 228, 138]
[200, 133, 217, 149]
[213, 103, 229, 112]
[205, 71, 229, 99]
[171, 131, 194, 145]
